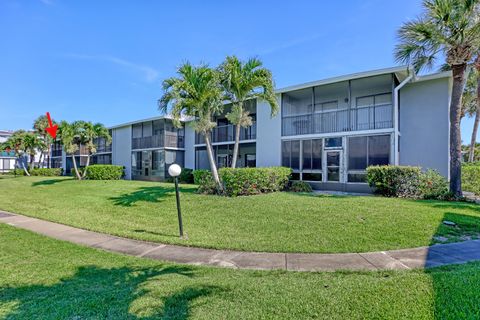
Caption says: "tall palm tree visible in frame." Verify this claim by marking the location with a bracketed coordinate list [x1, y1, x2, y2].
[394, 0, 480, 197]
[218, 56, 278, 168]
[159, 62, 224, 192]
[22, 132, 43, 171]
[79, 121, 111, 178]
[33, 115, 54, 168]
[58, 121, 82, 180]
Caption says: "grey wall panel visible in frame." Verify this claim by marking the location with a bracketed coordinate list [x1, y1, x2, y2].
[399, 78, 450, 177]
[256, 96, 282, 167]
[184, 123, 195, 169]
[112, 125, 132, 179]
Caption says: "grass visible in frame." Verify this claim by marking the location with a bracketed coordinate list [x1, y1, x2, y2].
[0, 176, 479, 253]
[1, 223, 480, 319]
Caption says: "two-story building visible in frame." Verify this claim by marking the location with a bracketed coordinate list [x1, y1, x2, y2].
[52, 66, 452, 191]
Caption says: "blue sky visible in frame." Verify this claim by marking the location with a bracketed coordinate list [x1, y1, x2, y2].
[0, 0, 477, 143]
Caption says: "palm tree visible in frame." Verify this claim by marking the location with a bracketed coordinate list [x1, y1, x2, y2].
[79, 121, 111, 178]
[23, 132, 44, 170]
[159, 62, 224, 192]
[58, 121, 82, 180]
[33, 115, 54, 168]
[394, 0, 480, 197]
[4, 130, 30, 175]
[467, 55, 480, 162]
[218, 56, 278, 168]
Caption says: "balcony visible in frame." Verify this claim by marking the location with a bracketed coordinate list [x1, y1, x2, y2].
[132, 132, 185, 150]
[195, 123, 257, 144]
[51, 149, 62, 157]
[0, 151, 15, 157]
[96, 144, 112, 153]
[282, 104, 392, 136]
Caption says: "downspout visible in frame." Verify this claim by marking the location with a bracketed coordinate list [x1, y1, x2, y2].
[393, 68, 415, 165]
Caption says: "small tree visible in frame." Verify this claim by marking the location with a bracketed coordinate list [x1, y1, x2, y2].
[58, 121, 82, 180]
[79, 122, 111, 178]
[218, 56, 278, 168]
[159, 62, 225, 192]
[4, 130, 30, 175]
[22, 132, 44, 170]
[33, 115, 55, 168]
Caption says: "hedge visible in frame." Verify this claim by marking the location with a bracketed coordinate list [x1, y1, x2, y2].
[289, 180, 313, 193]
[367, 165, 451, 200]
[85, 165, 124, 180]
[193, 167, 292, 196]
[219, 167, 292, 196]
[463, 164, 480, 195]
[30, 168, 63, 176]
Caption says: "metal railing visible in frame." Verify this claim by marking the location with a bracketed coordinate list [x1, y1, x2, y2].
[282, 104, 392, 136]
[132, 132, 185, 150]
[195, 122, 257, 144]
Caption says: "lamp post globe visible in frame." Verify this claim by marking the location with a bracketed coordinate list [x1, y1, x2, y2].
[168, 164, 182, 177]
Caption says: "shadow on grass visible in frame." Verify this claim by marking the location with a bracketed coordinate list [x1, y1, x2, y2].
[109, 186, 197, 207]
[426, 210, 480, 318]
[31, 178, 71, 187]
[0, 265, 222, 319]
[133, 229, 179, 238]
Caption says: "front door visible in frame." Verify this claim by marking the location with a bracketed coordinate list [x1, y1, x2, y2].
[325, 150, 342, 182]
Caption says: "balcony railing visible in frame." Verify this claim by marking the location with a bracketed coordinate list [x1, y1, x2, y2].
[132, 132, 185, 150]
[51, 149, 62, 157]
[195, 123, 257, 144]
[282, 104, 393, 136]
[0, 151, 16, 157]
[96, 144, 112, 153]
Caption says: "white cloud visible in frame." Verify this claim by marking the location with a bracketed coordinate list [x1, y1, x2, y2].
[63, 53, 159, 82]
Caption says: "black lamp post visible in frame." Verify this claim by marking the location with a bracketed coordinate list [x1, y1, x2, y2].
[168, 164, 184, 238]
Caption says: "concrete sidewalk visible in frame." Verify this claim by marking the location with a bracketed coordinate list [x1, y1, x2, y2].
[1, 210, 479, 272]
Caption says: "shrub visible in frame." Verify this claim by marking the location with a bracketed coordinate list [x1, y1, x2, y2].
[367, 165, 422, 198]
[179, 168, 194, 183]
[193, 169, 217, 194]
[289, 181, 313, 193]
[85, 165, 124, 180]
[219, 167, 292, 197]
[463, 164, 480, 195]
[10, 169, 26, 176]
[30, 168, 63, 176]
[419, 169, 449, 200]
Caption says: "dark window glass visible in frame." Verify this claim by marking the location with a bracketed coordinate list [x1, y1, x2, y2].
[282, 141, 291, 167]
[348, 173, 367, 183]
[246, 154, 256, 167]
[302, 140, 312, 170]
[348, 136, 368, 170]
[368, 135, 390, 166]
[132, 124, 142, 138]
[291, 140, 300, 170]
[312, 139, 322, 170]
[291, 172, 300, 180]
[325, 137, 342, 148]
[302, 172, 322, 181]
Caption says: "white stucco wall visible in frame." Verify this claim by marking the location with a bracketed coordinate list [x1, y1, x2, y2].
[112, 125, 132, 179]
[184, 123, 195, 169]
[399, 77, 450, 178]
[256, 95, 282, 167]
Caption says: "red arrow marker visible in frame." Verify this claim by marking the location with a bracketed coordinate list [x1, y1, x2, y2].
[45, 112, 58, 139]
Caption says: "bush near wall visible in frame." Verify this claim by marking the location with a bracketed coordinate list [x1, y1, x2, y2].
[289, 180, 313, 193]
[30, 168, 63, 176]
[167, 168, 194, 184]
[193, 167, 292, 196]
[85, 165, 124, 180]
[463, 163, 480, 195]
[193, 169, 218, 194]
[219, 167, 292, 197]
[367, 165, 451, 200]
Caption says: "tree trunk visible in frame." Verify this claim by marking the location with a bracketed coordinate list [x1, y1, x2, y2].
[71, 155, 82, 180]
[21, 160, 30, 176]
[204, 133, 223, 193]
[450, 63, 468, 197]
[231, 124, 241, 168]
[29, 154, 35, 170]
[38, 152, 44, 168]
[469, 109, 480, 162]
[82, 154, 91, 179]
[47, 141, 51, 169]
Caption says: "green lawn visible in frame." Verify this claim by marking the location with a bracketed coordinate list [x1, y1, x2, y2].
[1, 224, 479, 319]
[0, 176, 479, 253]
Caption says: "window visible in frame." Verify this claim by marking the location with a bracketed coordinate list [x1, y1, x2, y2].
[245, 154, 256, 167]
[302, 139, 322, 171]
[325, 137, 342, 148]
[347, 135, 390, 182]
[132, 124, 142, 138]
[282, 140, 300, 170]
